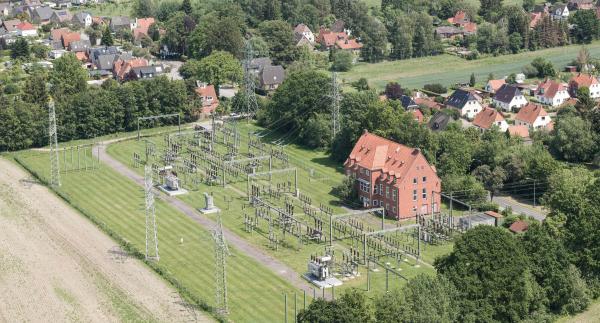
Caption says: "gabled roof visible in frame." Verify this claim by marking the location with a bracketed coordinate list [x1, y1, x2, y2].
[448, 11, 468, 25]
[136, 17, 155, 30]
[16, 21, 36, 31]
[259, 65, 285, 86]
[75, 51, 88, 61]
[344, 131, 436, 183]
[73, 12, 91, 24]
[446, 89, 478, 109]
[508, 125, 530, 138]
[111, 16, 131, 26]
[336, 38, 362, 50]
[530, 12, 543, 28]
[50, 27, 69, 40]
[472, 107, 505, 129]
[487, 79, 506, 92]
[114, 57, 148, 80]
[400, 95, 417, 109]
[250, 57, 271, 71]
[33, 6, 52, 20]
[536, 79, 567, 99]
[294, 23, 311, 34]
[3, 19, 21, 32]
[70, 39, 91, 52]
[61, 32, 80, 48]
[570, 73, 599, 88]
[463, 22, 477, 33]
[428, 111, 453, 131]
[415, 97, 442, 110]
[96, 53, 116, 70]
[514, 103, 548, 124]
[52, 10, 72, 22]
[494, 84, 522, 103]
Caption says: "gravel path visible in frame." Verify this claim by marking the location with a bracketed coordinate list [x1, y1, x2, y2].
[0, 157, 211, 323]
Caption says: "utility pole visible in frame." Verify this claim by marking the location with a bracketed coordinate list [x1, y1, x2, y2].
[48, 98, 61, 187]
[244, 39, 259, 122]
[213, 212, 230, 315]
[331, 71, 341, 139]
[144, 165, 159, 261]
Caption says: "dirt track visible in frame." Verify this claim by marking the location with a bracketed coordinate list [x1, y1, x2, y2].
[0, 157, 211, 323]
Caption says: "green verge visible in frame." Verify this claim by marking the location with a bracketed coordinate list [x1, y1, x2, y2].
[12, 151, 300, 323]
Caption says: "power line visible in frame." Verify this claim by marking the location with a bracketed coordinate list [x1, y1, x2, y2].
[243, 39, 259, 122]
[144, 164, 159, 261]
[48, 98, 61, 188]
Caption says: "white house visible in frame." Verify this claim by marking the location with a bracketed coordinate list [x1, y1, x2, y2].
[17, 22, 38, 37]
[514, 103, 551, 129]
[551, 4, 569, 20]
[535, 79, 571, 106]
[446, 89, 482, 119]
[472, 107, 509, 132]
[492, 84, 528, 112]
[294, 24, 315, 43]
[569, 73, 600, 99]
[72, 12, 92, 28]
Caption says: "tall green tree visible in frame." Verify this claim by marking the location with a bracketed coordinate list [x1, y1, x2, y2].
[101, 26, 113, 46]
[180, 0, 192, 15]
[551, 115, 598, 162]
[10, 37, 30, 59]
[188, 14, 244, 58]
[258, 20, 296, 65]
[360, 16, 388, 62]
[49, 53, 88, 99]
[132, 0, 154, 17]
[479, 0, 504, 22]
[570, 9, 599, 44]
[436, 226, 543, 322]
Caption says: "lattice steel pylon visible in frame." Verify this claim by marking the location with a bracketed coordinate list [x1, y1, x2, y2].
[144, 165, 159, 261]
[48, 98, 61, 187]
[331, 71, 341, 138]
[213, 212, 230, 315]
[243, 39, 259, 121]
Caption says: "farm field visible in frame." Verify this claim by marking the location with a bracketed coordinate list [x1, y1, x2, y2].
[0, 157, 208, 323]
[340, 42, 600, 90]
[11, 149, 302, 322]
[106, 122, 453, 290]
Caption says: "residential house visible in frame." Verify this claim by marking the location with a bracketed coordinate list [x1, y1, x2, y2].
[50, 27, 69, 41]
[61, 31, 80, 48]
[0, 3, 12, 17]
[414, 97, 442, 110]
[69, 39, 91, 52]
[400, 95, 418, 110]
[195, 81, 219, 117]
[514, 103, 551, 129]
[48, 49, 66, 59]
[411, 109, 424, 123]
[249, 57, 272, 74]
[258, 65, 285, 92]
[126, 65, 163, 81]
[72, 11, 92, 28]
[294, 23, 314, 43]
[330, 19, 347, 33]
[492, 84, 528, 112]
[16, 21, 37, 37]
[50, 9, 72, 24]
[509, 220, 529, 233]
[551, 4, 569, 19]
[2, 19, 22, 35]
[316, 28, 362, 51]
[485, 79, 506, 93]
[447, 10, 478, 34]
[343, 130, 441, 219]
[75, 51, 88, 62]
[435, 26, 464, 39]
[132, 17, 154, 40]
[53, 0, 71, 8]
[472, 107, 509, 132]
[335, 37, 362, 53]
[428, 111, 454, 132]
[535, 79, 571, 106]
[113, 57, 148, 81]
[110, 16, 133, 32]
[568, 0, 594, 10]
[446, 89, 482, 119]
[569, 73, 600, 98]
[295, 36, 314, 50]
[508, 125, 531, 140]
[530, 12, 544, 28]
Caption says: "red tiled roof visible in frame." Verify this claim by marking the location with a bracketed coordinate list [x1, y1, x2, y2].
[448, 11, 467, 24]
[472, 107, 505, 129]
[133, 18, 155, 39]
[75, 51, 88, 61]
[484, 211, 503, 219]
[319, 30, 347, 47]
[344, 131, 436, 183]
[411, 109, 424, 123]
[530, 12, 543, 28]
[487, 79, 506, 92]
[16, 21, 36, 31]
[51, 27, 69, 41]
[508, 125, 530, 138]
[509, 220, 529, 233]
[414, 97, 442, 110]
[61, 32, 80, 48]
[114, 58, 148, 80]
[536, 79, 566, 99]
[195, 84, 219, 114]
[515, 103, 547, 124]
[463, 22, 477, 33]
[336, 38, 362, 50]
[570, 73, 598, 88]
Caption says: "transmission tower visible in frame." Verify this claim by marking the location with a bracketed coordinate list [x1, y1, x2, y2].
[144, 165, 159, 261]
[243, 40, 259, 121]
[48, 98, 61, 187]
[213, 212, 230, 315]
[331, 71, 341, 138]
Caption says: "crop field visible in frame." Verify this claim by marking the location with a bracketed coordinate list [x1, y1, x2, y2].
[12, 149, 302, 323]
[341, 42, 600, 90]
[106, 122, 455, 289]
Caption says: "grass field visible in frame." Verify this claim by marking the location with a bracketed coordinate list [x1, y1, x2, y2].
[106, 122, 452, 291]
[12, 150, 301, 323]
[340, 42, 600, 90]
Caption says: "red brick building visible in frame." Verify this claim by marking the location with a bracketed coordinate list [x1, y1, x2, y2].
[344, 131, 441, 220]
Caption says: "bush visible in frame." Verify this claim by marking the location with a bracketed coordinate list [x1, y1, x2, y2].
[330, 50, 353, 72]
[424, 83, 447, 94]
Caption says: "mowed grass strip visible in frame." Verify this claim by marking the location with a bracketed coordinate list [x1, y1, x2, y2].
[14, 151, 299, 323]
[340, 42, 600, 90]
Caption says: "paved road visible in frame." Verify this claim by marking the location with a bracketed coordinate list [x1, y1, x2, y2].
[94, 143, 316, 297]
[492, 195, 547, 221]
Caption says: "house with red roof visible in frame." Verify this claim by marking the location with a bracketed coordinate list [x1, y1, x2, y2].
[508, 125, 530, 140]
[529, 12, 544, 29]
[132, 17, 155, 40]
[509, 220, 529, 233]
[113, 58, 148, 81]
[344, 130, 441, 219]
[472, 107, 509, 132]
[447, 11, 477, 34]
[485, 79, 506, 93]
[411, 109, 424, 123]
[294, 23, 314, 43]
[569, 73, 600, 98]
[61, 31, 80, 48]
[194, 82, 219, 117]
[535, 79, 571, 106]
[16, 21, 37, 37]
[514, 103, 550, 129]
[317, 28, 362, 52]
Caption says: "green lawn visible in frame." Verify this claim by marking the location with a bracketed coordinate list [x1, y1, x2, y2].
[72, 0, 133, 17]
[12, 150, 301, 323]
[340, 42, 600, 90]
